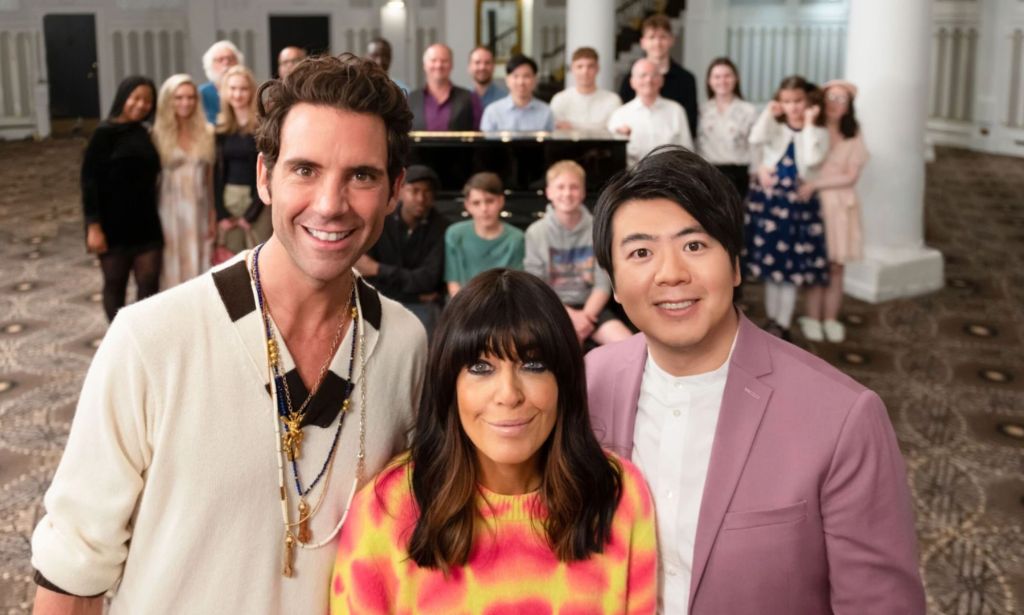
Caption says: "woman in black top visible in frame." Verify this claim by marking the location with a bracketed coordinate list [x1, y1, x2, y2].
[214, 65, 269, 255]
[82, 75, 162, 321]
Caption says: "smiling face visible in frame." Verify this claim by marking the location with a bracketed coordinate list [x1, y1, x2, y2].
[469, 47, 496, 85]
[226, 74, 253, 112]
[256, 103, 401, 288]
[119, 85, 154, 123]
[423, 44, 453, 85]
[611, 198, 740, 375]
[630, 59, 663, 103]
[545, 171, 584, 217]
[172, 83, 197, 120]
[708, 64, 738, 98]
[456, 353, 558, 493]
[506, 63, 537, 104]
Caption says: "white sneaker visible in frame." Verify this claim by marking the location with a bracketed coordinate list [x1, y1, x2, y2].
[798, 317, 824, 342]
[823, 319, 846, 343]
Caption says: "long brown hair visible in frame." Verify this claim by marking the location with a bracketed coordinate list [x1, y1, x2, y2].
[405, 269, 622, 572]
[705, 57, 744, 100]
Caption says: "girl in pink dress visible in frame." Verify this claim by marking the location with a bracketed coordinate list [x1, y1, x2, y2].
[796, 80, 869, 343]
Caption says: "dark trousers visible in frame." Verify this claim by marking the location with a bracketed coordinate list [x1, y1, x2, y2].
[715, 164, 751, 203]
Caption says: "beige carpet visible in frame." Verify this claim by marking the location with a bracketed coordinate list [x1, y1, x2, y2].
[0, 139, 1021, 613]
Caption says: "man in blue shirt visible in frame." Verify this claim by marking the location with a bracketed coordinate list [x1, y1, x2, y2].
[467, 46, 508, 115]
[198, 40, 243, 124]
[479, 54, 554, 132]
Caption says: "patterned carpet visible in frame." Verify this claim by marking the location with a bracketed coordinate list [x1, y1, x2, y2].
[0, 139, 1021, 613]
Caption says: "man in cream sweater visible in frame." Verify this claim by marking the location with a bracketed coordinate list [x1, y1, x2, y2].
[31, 54, 426, 614]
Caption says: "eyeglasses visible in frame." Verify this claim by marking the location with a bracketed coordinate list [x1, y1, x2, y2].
[826, 93, 850, 103]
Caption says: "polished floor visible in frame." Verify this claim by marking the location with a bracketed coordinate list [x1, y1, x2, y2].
[0, 139, 1021, 613]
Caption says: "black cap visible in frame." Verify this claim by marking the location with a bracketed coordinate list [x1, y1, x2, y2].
[404, 165, 440, 190]
[506, 54, 538, 75]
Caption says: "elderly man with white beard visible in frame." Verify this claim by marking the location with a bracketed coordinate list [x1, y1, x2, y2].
[198, 40, 244, 124]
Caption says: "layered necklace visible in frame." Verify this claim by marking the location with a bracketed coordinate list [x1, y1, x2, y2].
[250, 243, 368, 577]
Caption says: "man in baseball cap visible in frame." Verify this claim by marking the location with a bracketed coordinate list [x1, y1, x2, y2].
[356, 164, 448, 336]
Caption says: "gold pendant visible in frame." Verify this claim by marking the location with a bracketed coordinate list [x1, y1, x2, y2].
[297, 499, 312, 544]
[282, 533, 295, 577]
[282, 419, 303, 460]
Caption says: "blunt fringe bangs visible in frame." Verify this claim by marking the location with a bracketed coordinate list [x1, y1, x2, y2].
[407, 270, 622, 572]
[254, 53, 412, 189]
[592, 145, 744, 284]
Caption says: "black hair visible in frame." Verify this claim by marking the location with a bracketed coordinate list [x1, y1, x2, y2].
[837, 99, 860, 139]
[107, 75, 157, 123]
[506, 53, 538, 75]
[408, 269, 622, 570]
[592, 145, 744, 300]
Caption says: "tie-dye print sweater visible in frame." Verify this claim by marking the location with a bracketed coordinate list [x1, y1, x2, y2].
[330, 454, 658, 614]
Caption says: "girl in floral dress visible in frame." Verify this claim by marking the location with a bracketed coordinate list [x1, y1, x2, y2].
[745, 75, 830, 340]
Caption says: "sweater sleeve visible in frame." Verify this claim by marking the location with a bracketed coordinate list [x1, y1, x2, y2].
[330, 472, 406, 615]
[523, 221, 548, 280]
[444, 226, 462, 283]
[617, 458, 659, 615]
[30, 314, 155, 596]
[80, 127, 112, 227]
[800, 124, 831, 170]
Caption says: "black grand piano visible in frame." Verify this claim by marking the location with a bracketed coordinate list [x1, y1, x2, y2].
[407, 129, 628, 229]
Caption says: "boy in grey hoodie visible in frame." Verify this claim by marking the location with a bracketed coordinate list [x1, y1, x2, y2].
[524, 160, 633, 345]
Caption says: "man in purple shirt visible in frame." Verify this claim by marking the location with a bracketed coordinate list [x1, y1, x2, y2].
[408, 43, 478, 131]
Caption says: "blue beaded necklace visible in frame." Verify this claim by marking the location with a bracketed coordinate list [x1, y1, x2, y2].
[251, 242, 358, 542]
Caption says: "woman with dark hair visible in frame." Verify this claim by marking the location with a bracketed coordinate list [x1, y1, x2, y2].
[745, 75, 830, 340]
[696, 57, 757, 200]
[330, 269, 656, 614]
[796, 80, 868, 343]
[81, 75, 162, 321]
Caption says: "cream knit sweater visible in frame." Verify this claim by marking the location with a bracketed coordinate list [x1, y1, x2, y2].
[32, 257, 426, 614]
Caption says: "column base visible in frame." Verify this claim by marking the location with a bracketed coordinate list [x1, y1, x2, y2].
[843, 245, 945, 303]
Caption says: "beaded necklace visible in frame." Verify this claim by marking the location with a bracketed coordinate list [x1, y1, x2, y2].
[250, 244, 368, 577]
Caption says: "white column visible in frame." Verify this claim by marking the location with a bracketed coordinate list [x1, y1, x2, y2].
[843, 0, 944, 303]
[381, 0, 410, 86]
[565, 0, 615, 91]
[681, 0, 730, 82]
[186, 0, 217, 82]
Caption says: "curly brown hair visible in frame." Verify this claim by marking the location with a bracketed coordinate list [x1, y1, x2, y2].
[254, 53, 412, 191]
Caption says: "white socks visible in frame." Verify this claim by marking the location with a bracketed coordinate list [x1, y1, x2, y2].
[765, 282, 797, 329]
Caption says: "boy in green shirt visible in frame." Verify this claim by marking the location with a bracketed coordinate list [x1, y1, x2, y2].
[445, 172, 525, 296]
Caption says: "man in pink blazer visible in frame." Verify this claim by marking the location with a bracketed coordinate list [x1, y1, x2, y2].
[586, 146, 925, 614]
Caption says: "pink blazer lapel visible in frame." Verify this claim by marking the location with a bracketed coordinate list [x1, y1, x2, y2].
[689, 315, 774, 610]
[602, 334, 648, 456]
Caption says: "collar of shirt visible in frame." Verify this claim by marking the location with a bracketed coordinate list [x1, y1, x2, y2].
[641, 331, 737, 407]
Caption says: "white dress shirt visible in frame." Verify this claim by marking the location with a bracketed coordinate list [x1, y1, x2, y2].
[696, 98, 758, 165]
[632, 345, 733, 615]
[607, 96, 693, 165]
[549, 87, 622, 131]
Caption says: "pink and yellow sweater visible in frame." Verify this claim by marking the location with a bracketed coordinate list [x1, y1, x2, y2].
[330, 454, 657, 614]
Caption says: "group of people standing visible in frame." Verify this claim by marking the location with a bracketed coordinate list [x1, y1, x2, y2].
[81, 40, 272, 321]
[36, 46, 926, 615]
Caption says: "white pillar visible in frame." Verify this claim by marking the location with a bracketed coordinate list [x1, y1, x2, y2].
[843, 0, 944, 303]
[381, 1, 410, 86]
[187, 0, 217, 82]
[565, 0, 615, 91]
